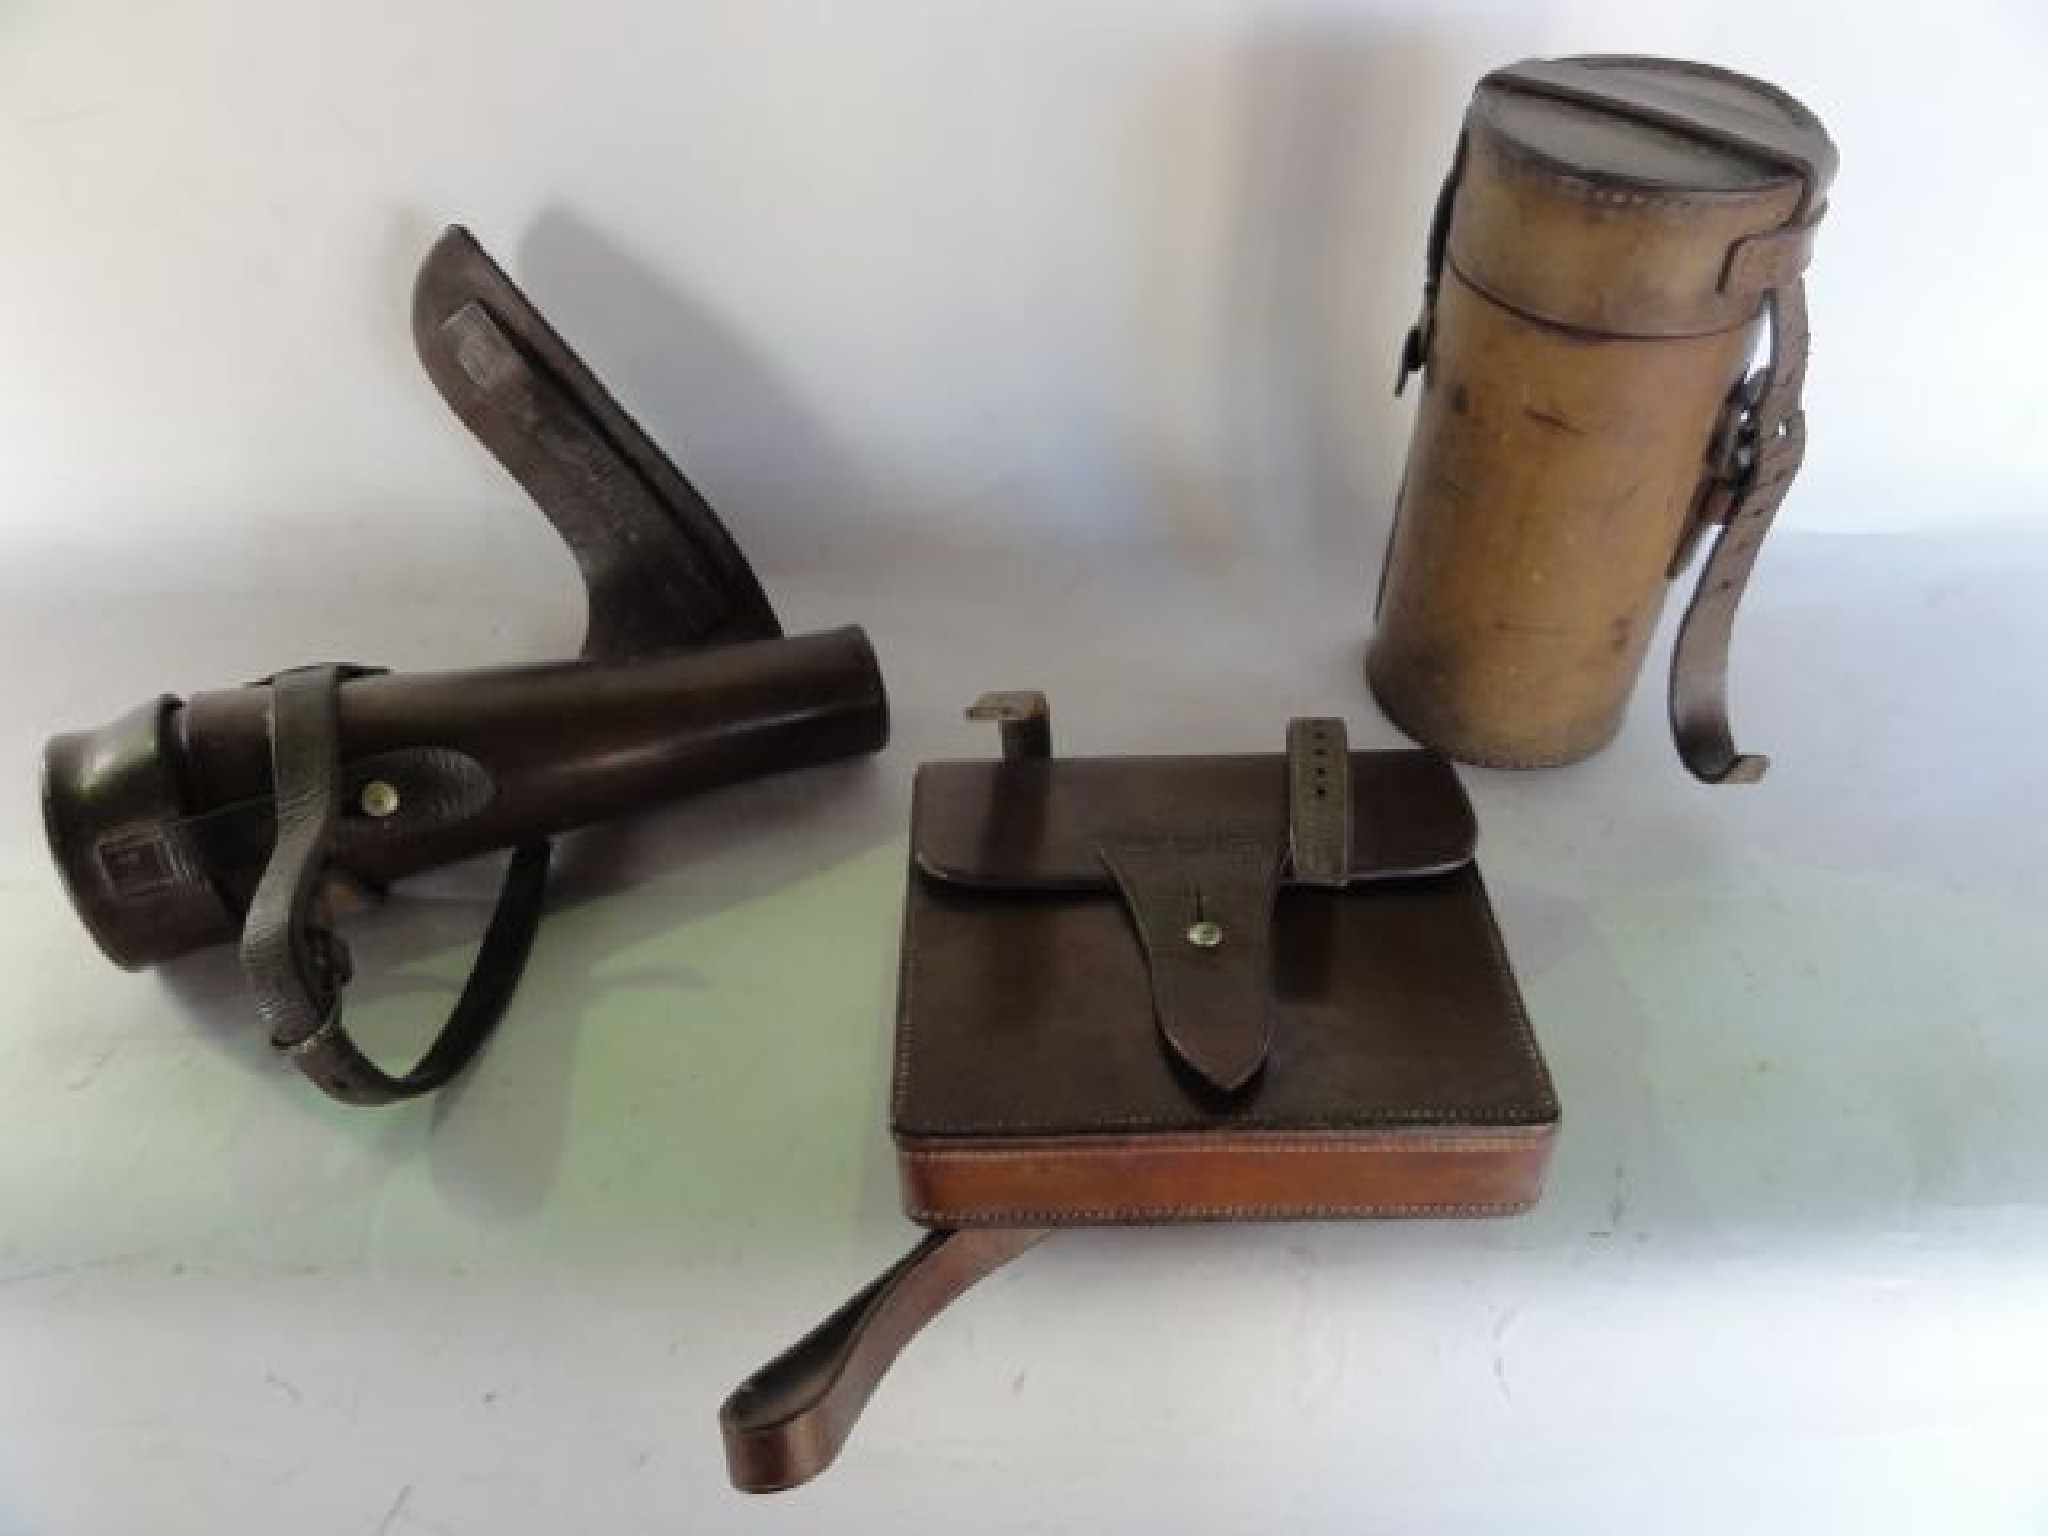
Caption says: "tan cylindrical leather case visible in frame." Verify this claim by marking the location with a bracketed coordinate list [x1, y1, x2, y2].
[1368, 57, 1836, 781]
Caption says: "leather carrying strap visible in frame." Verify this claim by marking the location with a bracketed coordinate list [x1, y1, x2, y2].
[1394, 130, 1464, 398]
[721, 1226, 1051, 1492]
[1286, 717, 1351, 885]
[1667, 279, 1809, 784]
[239, 666, 552, 1106]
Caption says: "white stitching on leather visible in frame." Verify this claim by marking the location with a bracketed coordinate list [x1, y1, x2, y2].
[910, 1201, 1532, 1223]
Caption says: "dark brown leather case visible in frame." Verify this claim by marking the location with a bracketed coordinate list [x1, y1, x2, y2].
[39, 227, 890, 1106]
[896, 747, 1555, 1223]
[722, 696, 1558, 1491]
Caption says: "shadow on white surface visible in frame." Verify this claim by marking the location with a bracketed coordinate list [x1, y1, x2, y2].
[148, 752, 900, 1237]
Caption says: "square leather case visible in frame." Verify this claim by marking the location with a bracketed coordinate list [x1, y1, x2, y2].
[891, 743, 1560, 1226]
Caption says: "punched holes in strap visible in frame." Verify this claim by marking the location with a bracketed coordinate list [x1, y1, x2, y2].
[1287, 718, 1351, 887]
[238, 664, 552, 1105]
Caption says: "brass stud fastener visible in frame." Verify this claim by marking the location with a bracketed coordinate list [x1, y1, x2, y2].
[1185, 920, 1224, 950]
[359, 780, 401, 819]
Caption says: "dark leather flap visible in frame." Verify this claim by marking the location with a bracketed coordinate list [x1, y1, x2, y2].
[912, 749, 1473, 891]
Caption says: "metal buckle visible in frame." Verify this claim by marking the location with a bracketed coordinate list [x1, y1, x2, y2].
[1668, 371, 1765, 578]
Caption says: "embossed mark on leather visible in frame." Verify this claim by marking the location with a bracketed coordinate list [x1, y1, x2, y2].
[97, 831, 191, 895]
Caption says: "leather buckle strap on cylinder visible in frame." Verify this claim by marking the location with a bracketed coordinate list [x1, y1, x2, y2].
[1370, 55, 1836, 782]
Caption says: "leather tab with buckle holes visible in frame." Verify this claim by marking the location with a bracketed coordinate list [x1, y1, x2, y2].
[1286, 718, 1351, 887]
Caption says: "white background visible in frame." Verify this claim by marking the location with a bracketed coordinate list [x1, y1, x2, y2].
[4, 2, 2046, 1533]
[6, 0, 2046, 594]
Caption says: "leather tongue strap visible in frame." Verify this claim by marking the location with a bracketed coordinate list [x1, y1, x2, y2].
[1100, 834, 1282, 1095]
[721, 1226, 1050, 1492]
[1669, 280, 1809, 785]
[1286, 718, 1351, 887]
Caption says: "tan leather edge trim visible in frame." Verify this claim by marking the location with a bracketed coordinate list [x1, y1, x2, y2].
[912, 1201, 1539, 1226]
[903, 1126, 1558, 1154]
[899, 1123, 1557, 1227]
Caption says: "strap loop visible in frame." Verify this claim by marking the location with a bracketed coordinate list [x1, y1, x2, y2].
[238, 665, 552, 1105]
[1669, 281, 1810, 784]
[721, 1227, 1050, 1492]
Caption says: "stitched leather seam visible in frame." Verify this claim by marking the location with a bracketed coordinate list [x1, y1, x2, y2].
[912, 1201, 1532, 1223]
[893, 819, 1557, 1132]
[896, 1106, 1554, 1134]
[889, 835, 921, 1120]
[904, 1136, 1548, 1159]
[1469, 869, 1558, 1118]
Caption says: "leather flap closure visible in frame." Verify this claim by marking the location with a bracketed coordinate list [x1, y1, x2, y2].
[912, 749, 1473, 892]
[1099, 833, 1281, 1095]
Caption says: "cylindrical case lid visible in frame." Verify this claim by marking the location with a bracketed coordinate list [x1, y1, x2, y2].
[1450, 56, 1836, 337]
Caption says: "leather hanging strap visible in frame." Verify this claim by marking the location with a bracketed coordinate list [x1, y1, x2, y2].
[1668, 279, 1809, 784]
[721, 1226, 1052, 1493]
[239, 665, 552, 1106]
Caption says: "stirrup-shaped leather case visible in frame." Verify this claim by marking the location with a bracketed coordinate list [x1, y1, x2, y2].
[721, 694, 1559, 1490]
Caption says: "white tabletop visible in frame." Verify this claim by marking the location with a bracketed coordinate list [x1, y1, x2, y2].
[3, 529, 2043, 1534]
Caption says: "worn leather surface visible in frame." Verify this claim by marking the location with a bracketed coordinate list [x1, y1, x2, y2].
[904, 1129, 1552, 1226]
[179, 627, 886, 893]
[895, 748, 1556, 1220]
[45, 627, 887, 968]
[42, 698, 242, 969]
[1371, 266, 1755, 768]
[1490, 57, 1836, 215]
[1371, 55, 1832, 779]
[912, 750, 1474, 889]
[728, 727, 1555, 1490]
[238, 665, 552, 1105]
[414, 226, 782, 662]
[43, 227, 889, 999]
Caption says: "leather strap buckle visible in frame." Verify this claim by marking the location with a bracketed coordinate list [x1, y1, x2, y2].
[1669, 371, 1765, 579]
